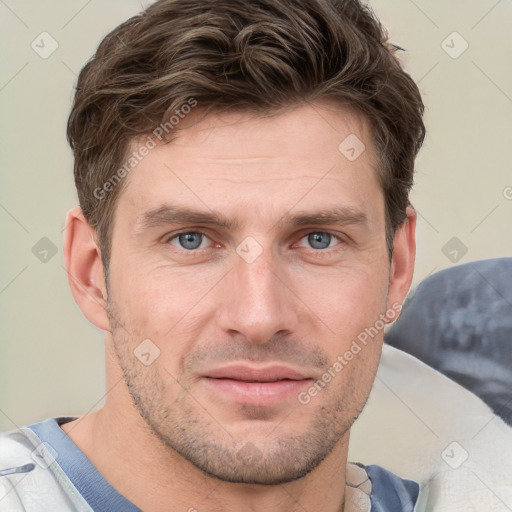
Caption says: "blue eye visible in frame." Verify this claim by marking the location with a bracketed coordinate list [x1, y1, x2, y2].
[308, 232, 332, 249]
[297, 232, 340, 250]
[170, 232, 209, 250]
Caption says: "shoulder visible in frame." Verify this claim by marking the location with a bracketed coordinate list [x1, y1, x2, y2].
[0, 422, 92, 512]
[364, 463, 419, 511]
[0, 426, 38, 470]
[350, 345, 512, 510]
[346, 462, 420, 512]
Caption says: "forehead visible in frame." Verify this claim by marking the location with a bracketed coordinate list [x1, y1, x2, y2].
[116, 101, 383, 228]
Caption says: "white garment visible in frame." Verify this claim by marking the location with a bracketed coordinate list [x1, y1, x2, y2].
[349, 344, 512, 511]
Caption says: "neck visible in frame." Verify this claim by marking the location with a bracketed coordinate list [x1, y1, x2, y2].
[61, 337, 349, 512]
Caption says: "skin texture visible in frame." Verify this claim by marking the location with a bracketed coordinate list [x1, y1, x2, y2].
[62, 100, 416, 512]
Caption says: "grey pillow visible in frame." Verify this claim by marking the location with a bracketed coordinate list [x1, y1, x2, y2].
[385, 257, 512, 425]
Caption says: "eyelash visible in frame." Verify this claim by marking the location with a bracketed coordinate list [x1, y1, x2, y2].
[164, 230, 346, 255]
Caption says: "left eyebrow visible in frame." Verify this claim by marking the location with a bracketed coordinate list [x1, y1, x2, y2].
[275, 206, 369, 229]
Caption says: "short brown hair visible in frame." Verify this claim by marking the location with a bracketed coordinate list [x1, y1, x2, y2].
[67, 0, 425, 271]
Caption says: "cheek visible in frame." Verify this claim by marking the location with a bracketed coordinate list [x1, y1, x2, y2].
[108, 258, 221, 343]
[293, 263, 390, 337]
[289, 263, 389, 390]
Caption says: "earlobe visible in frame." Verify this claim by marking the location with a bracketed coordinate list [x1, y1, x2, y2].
[385, 206, 416, 322]
[63, 206, 111, 332]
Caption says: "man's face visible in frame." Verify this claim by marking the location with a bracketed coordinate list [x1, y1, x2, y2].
[106, 102, 393, 484]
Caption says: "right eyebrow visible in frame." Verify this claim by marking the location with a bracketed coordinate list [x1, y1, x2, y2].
[134, 204, 242, 234]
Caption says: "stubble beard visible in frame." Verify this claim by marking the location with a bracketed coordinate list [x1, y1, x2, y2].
[107, 298, 372, 485]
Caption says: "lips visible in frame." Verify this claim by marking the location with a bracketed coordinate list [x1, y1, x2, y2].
[203, 365, 310, 382]
[200, 365, 313, 406]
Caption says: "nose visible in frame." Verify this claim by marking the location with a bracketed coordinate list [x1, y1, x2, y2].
[216, 244, 300, 344]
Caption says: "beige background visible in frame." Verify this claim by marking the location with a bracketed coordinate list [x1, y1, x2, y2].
[1, 0, 511, 431]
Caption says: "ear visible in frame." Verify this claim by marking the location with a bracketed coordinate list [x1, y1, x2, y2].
[63, 206, 110, 331]
[385, 205, 416, 322]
